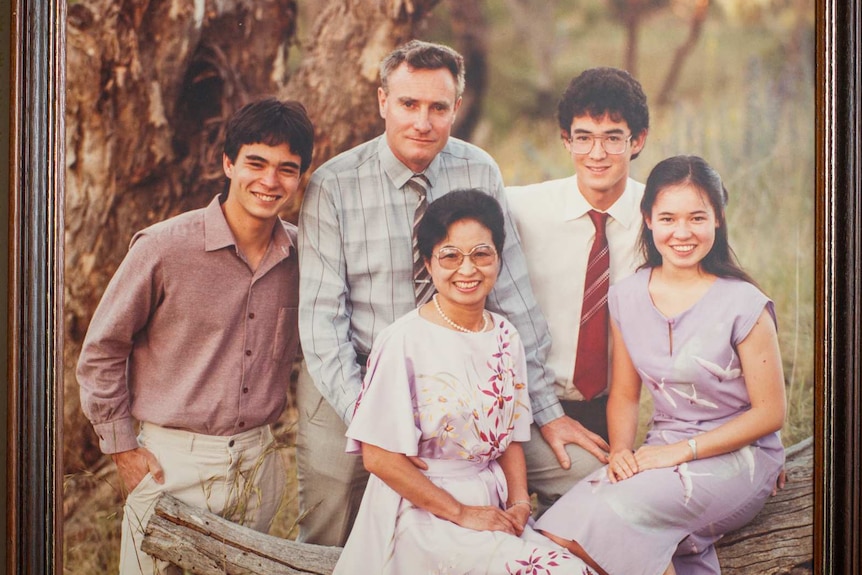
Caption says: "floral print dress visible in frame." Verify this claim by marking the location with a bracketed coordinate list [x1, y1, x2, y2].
[332, 309, 591, 575]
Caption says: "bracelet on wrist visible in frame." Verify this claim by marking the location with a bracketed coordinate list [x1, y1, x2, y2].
[687, 438, 698, 461]
[507, 499, 532, 510]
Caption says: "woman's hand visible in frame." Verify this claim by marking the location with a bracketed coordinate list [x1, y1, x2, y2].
[607, 448, 638, 483]
[633, 442, 690, 472]
[503, 502, 532, 536]
[454, 504, 523, 535]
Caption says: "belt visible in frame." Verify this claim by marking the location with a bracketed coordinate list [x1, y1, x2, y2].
[562, 395, 609, 404]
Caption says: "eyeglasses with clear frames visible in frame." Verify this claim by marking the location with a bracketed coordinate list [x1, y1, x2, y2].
[433, 244, 498, 269]
[569, 133, 632, 155]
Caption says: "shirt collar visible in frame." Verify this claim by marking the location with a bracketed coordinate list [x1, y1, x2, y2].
[378, 135, 441, 193]
[204, 195, 237, 252]
[203, 195, 295, 258]
[564, 175, 642, 230]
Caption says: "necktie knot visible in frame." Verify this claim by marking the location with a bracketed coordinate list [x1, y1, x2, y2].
[408, 174, 429, 199]
[588, 210, 608, 241]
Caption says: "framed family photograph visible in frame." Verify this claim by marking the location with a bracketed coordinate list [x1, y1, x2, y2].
[4, 0, 859, 573]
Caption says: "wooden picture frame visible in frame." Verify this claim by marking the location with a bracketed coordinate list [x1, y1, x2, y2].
[5, 0, 859, 573]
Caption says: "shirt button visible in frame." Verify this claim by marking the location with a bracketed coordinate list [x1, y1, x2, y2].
[245, 350, 252, 356]
[243, 387, 249, 393]
[238, 421, 245, 428]
[248, 312, 255, 319]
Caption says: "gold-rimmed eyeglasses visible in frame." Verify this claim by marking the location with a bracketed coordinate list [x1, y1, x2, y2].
[433, 244, 498, 269]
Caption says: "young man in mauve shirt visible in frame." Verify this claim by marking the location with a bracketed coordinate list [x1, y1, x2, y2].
[76, 98, 314, 575]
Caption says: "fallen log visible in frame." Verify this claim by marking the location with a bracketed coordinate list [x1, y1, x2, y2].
[715, 436, 813, 574]
[141, 496, 340, 575]
[143, 437, 813, 575]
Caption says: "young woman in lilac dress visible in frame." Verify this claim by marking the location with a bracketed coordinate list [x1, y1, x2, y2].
[333, 190, 592, 574]
[535, 155, 787, 575]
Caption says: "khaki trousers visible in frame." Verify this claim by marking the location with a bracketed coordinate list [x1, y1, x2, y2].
[119, 423, 285, 575]
[295, 361, 604, 545]
[295, 364, 369, 546]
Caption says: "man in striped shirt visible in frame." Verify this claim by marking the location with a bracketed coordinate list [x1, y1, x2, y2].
[296, 40, 607, 546]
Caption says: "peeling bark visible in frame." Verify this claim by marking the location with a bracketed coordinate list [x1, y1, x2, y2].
[64, 0, 439, 471]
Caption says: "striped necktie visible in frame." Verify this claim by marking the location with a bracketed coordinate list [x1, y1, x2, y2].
[572, 210, 610, 400]
[407, 174, 435, 306]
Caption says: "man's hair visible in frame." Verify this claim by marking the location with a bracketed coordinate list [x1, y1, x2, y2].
[557, 67, 649, 158]
[417, 189, 506, 260]
[380, 40, 465, 99]
[638, 155, 757, 286]
[223, 98, 315, 174]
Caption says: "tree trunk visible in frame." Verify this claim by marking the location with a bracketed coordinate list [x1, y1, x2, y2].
[655, 0, 711, 106]
[64, 0, 439, 472]
[624, 12, 640, 77]
[448, 0, 488, 141]
[609, 0, 670, 78]
[281, 0, 441, 218]
[142, 438, 814, 575]
[504, 0, 558, 115]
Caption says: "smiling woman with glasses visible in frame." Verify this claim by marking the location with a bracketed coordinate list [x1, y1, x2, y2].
[331, 189, 591, 574]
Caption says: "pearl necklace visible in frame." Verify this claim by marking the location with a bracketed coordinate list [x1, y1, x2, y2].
[432, 294, 490, 334]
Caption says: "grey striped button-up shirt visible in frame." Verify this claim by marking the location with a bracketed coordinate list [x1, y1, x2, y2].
[298, 135, 559, 425]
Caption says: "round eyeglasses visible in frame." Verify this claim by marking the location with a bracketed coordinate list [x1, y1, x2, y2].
[433, 244, 498, 269]
[569, 133, 632, 155]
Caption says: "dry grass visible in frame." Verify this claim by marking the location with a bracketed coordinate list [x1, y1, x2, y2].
[63, 411, 301, 574]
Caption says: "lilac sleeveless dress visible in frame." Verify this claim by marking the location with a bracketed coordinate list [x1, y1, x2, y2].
[535, 268, 785, 575]
[333, 310, 592, 575]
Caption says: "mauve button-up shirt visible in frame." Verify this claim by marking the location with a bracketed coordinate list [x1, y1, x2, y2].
[77, 196, 300, 454]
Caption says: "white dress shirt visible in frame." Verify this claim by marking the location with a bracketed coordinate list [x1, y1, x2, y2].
[506, 175, 645, 401]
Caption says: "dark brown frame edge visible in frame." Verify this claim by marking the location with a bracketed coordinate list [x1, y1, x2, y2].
[7, 1, 65, 574]
[4, 1, 859, 574]
[816, 1, 862, 573]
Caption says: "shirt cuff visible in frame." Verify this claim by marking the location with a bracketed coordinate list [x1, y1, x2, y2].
[93, 418, 140, 454]
[531, 399, 565, 427]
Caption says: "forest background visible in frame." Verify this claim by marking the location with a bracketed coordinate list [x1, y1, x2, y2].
[62, 0, 814, 572]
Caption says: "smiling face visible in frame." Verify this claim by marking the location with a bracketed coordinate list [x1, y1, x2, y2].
[425, 218, 500, 315]
[565, 113, 646, 210]
[378, 63, 461, 174]
[222, 142, 302, 225]
[646, 183, 718, 273]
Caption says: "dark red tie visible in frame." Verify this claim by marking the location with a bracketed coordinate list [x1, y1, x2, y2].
[572, 210, 610, 400]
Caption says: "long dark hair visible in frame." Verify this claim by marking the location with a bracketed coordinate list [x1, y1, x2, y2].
[638, 155, 757, 285]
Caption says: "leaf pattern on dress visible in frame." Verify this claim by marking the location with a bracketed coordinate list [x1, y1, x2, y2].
[505, 548, 582, 575]
[415, 322, 529, 462]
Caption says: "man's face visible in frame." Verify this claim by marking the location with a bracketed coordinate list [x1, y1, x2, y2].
[222, 142, 302, 224]
[564, 114, 646, 209]
[378, 63, 461, 174]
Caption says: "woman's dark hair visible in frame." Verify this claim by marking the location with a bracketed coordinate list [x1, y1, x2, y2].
[223, 98, 315, 174]
[417, 189, 505, 260]
[639, 155, 757, 285]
